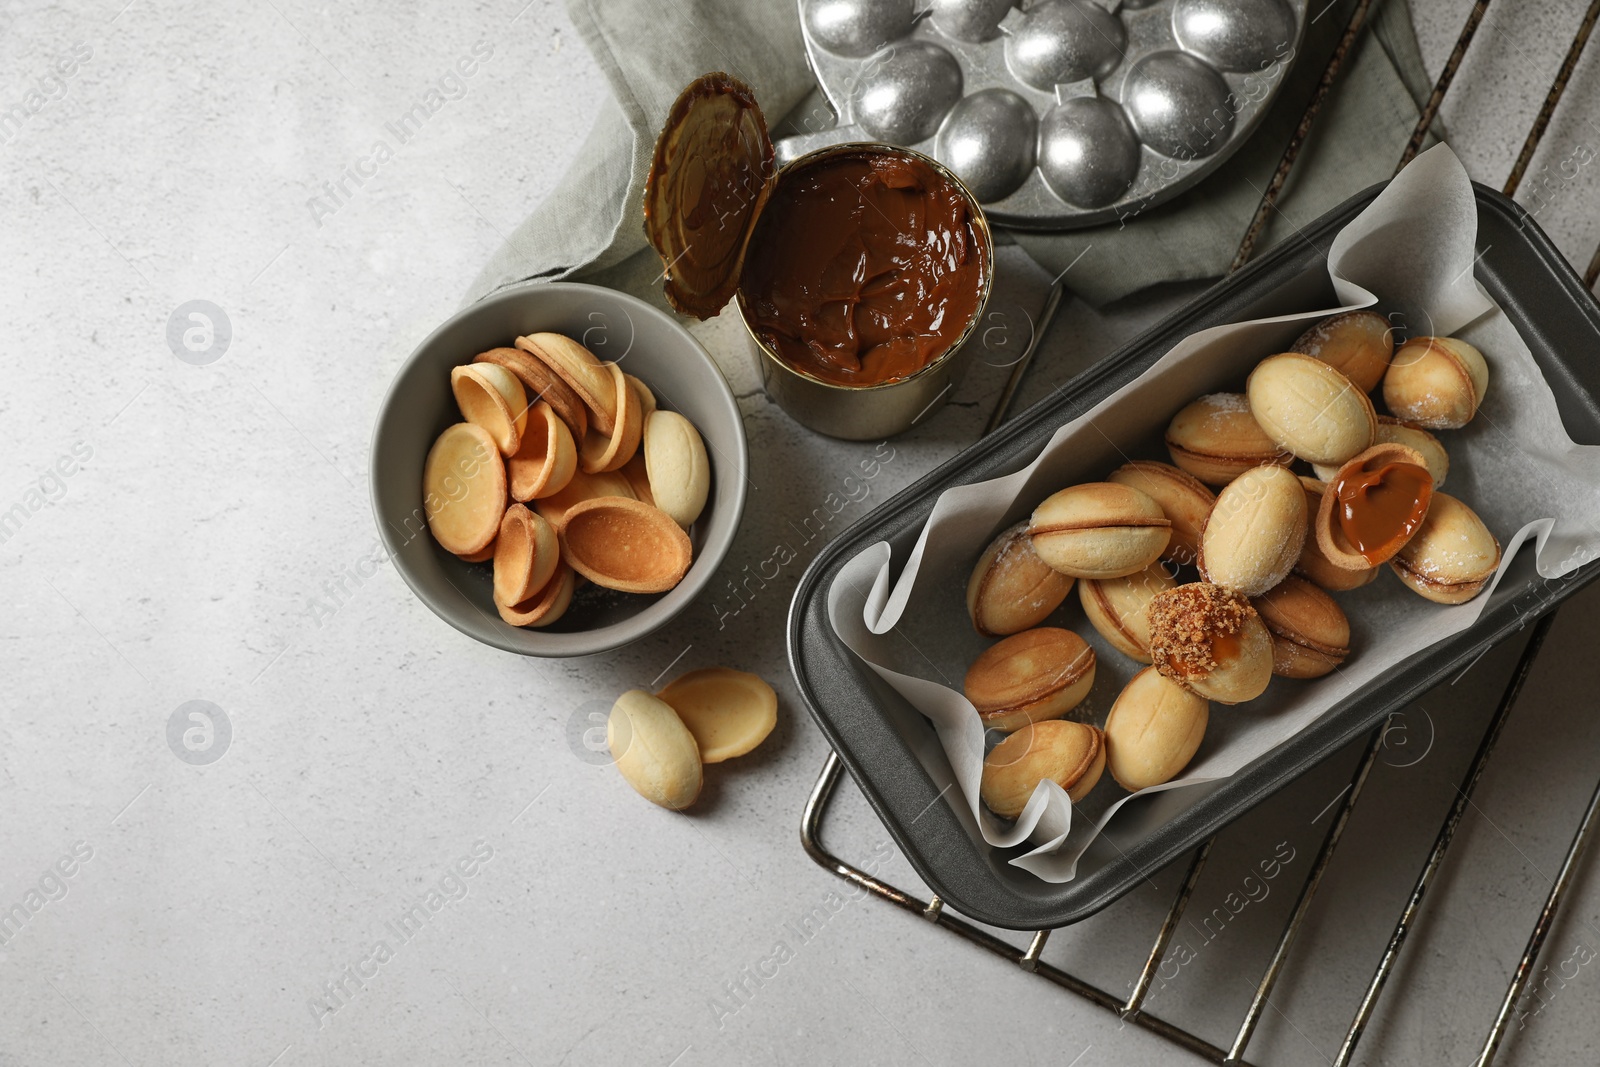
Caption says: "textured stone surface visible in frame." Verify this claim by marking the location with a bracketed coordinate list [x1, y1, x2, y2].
[2, 2, 1599, 1065]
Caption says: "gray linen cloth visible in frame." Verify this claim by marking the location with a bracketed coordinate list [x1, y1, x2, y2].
[467, 0, 1434, 310]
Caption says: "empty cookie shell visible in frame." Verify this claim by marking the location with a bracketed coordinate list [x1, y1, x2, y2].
[497, 562, 576, 627]
[516, 332, 618, 435]
[423, 423, 507, 556]
[474, 346, 588, 442]
[627, 374, 657, 419]
[963, 627, 1096, 733]
[655, 667, 778, 763]
[493, 504, 559, 607]
[620, 452, 655, 506]
[560, 497, 693, 594]
[534, 467, 635, 530]
[578, 364, 643, 474]
[608, 689, 702, 810]
[966, 520, 1075, 637]
[508, 400, 578, 502]
[1314, 443, 1433, 570]
[1294, 477, 1379, 591]
[643, 410, 710, 529]
[451, 363, 527, 455]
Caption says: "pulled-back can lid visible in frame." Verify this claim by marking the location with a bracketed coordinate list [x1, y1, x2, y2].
[642, 72, 776, 320]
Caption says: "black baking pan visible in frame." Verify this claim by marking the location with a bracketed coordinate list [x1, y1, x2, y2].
[787, 181, 1600, 930]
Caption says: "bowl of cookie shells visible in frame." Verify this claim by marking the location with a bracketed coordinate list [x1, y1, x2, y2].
[371, 281, 748, 657]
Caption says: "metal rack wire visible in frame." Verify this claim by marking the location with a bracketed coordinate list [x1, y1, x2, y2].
[798, 4, 1600, 1063]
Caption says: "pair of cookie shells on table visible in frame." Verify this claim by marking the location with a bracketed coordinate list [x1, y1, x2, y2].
[606, 666, 779, 812]
[421, 333, 711, 628]
[964, 311, 1502, 818]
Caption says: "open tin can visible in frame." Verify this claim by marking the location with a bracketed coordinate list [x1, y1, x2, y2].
[644, 73, 995, 440]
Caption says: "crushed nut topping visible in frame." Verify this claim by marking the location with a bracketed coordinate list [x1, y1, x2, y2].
[1148, 582, 1255, 680]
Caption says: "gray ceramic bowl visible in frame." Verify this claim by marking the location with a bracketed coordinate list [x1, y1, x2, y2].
[371, 281, 748, 657]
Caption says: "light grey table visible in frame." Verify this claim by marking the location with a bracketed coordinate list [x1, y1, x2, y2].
[2, 2, 1598, 1065]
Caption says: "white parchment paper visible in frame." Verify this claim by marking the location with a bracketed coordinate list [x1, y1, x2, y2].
[827, 146, 1600, 883]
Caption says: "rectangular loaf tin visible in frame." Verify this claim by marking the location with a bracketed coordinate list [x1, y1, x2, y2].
[787, 181, 1600, 930]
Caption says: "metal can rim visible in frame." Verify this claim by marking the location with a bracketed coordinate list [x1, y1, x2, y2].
[734, 141, 996, 394]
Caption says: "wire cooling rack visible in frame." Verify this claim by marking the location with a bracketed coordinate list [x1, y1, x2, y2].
[798, 2, 1600, 1063]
